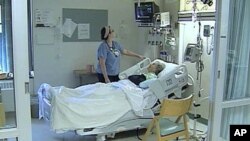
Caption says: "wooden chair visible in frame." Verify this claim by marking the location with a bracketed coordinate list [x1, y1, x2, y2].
[142, 94, 193, 141]
[0, 103, 6, 127]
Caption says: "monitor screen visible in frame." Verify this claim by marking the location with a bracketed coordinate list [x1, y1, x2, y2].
[134, 2, 159, 23]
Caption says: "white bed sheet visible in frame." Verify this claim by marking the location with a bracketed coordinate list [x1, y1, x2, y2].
[38, 80, 156, 132]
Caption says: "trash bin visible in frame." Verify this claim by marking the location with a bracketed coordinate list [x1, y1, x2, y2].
[30, 95, 39, 118]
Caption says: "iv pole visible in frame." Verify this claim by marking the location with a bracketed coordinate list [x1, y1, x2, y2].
[189, 20, 205, 141]
[189, 1, 208, 140]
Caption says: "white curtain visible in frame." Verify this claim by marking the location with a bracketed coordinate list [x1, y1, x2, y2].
[221, 0, 250, 139]
[0, 0, 12, 73]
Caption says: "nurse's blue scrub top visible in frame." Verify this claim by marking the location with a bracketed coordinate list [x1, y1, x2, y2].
[96, 41, 124, 76]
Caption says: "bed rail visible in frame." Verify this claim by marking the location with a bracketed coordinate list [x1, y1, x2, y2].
[119, 58, 151, 80]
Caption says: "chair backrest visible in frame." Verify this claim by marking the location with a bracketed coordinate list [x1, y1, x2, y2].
[0, 103, 6, 127]
[159, 94, 193, 116]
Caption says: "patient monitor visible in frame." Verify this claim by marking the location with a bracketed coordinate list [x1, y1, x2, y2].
[184, 43, 201, 63]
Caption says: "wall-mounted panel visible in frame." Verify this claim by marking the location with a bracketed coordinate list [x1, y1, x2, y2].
[62, 8, 108, 42]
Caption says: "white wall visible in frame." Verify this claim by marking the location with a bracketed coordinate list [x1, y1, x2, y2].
[32, 0, 143, 92]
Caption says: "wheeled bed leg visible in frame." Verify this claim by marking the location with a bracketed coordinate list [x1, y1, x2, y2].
[96, 135, 106, 141]
[107, 132, 116, 138]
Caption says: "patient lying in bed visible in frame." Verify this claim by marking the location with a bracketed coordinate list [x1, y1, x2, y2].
[128, 62, 164, 87]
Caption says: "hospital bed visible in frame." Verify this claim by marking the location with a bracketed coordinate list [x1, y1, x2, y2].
[38, 58, 193, 141]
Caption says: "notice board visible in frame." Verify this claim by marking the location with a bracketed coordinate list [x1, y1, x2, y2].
[62, 8, 108, 42]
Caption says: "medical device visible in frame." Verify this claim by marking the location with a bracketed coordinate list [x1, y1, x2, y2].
[38, 58, 193, 141]
[191, 0, 214, 22]
[204, 25, 214, 55]
[153, 12, 170, 28]
[189, 21, 205, 75]
[201, 0, 213, 6]
[184, 43, 202, 63]
[134, 1, 159, 27]
[146, 11, 176, 62]
[203, 25, 210, 37]
[184, 21, 213, 141]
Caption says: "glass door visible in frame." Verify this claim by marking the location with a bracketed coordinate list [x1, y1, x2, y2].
[0, 0, 31, 140]
[209, 0, 250, 140]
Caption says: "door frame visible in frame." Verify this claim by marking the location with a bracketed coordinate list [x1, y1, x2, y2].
[208, 0, 250, 140]
[208, 0, 230, 140]
[0, 0, 32, 140]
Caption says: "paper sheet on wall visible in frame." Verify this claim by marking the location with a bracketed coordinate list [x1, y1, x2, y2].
[36, 28, 54, 45]
[62, 18, 77, 38]
[35, 9, 55, 27]
[78, 23, 90, 39]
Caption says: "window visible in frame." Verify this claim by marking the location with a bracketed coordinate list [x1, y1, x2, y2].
[0, 4, 2, 72]
[28, 0, 34, 73]
[0, 0, 33, 74]
[0, 5, 2, 33]
[0, 0, 13, 73]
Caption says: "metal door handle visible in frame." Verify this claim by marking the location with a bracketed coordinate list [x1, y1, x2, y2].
[25, 82, 30, 94]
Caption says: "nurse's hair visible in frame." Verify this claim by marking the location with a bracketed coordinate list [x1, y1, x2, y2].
[101, 26, 110, 40]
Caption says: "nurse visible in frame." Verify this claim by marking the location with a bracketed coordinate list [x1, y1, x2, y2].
[96, 26, 144, 83]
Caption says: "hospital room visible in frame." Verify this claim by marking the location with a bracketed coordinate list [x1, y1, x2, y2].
[0, 0, 250, 141]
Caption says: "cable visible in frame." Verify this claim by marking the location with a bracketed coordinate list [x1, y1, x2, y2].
[198, 21, 201, 35]
[207, 33, 214, 55]
[206, 37, 212, 55]
[196, 60, 204, 73]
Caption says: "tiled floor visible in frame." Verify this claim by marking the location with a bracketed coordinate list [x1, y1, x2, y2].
[31, 118, 208, 141]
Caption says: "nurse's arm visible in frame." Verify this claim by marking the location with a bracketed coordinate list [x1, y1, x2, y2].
[122, 49, 144, 59]
[99, 57, 110, 83]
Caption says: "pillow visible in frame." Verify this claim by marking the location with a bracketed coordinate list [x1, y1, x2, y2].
[158, 62, 178, 77]
[139, 78, 157, 89]
[151, 59, 167, 77]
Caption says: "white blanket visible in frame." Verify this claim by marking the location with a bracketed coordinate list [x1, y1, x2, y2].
[38, 80, 151, 132]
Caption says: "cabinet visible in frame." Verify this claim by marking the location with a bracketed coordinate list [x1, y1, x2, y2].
[74, 70, 98, 85]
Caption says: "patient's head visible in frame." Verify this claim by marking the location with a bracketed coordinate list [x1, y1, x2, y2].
[147, 62, 164, 75]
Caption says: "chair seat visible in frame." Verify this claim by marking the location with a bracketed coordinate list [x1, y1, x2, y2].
[159, 118, 185, 136]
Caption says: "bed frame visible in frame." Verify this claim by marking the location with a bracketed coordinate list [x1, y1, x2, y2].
[39, 58, 194, 141]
